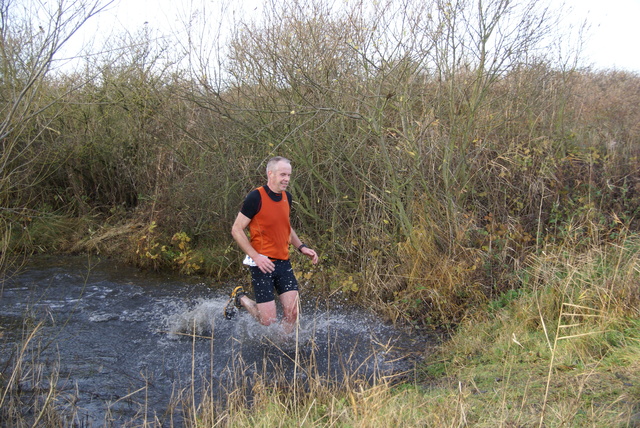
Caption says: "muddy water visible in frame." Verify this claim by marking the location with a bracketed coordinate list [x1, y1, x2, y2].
[0, 255, 431, 426]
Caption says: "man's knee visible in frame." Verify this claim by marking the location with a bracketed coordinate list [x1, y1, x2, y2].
[281, 291, 299, 320]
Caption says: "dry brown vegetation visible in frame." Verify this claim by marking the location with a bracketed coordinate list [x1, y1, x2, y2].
[2, 0, 639, 325]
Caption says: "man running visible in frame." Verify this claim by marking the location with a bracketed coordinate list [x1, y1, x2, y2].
[228, 156, 319, 333]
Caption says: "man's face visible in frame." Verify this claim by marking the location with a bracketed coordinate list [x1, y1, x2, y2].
[267, 161, 292, 193]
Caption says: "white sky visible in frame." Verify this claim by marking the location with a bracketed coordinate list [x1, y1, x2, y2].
[566, 0, 640, 71]
[70, 0, 640, 73]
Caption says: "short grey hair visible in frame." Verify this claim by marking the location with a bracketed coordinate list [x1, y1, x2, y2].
[266, 156, 291, 175]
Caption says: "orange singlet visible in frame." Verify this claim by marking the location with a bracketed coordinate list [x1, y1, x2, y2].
[249, 187, 291, 260]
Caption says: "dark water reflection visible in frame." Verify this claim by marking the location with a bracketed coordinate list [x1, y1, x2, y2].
[0, 255, 431, 426]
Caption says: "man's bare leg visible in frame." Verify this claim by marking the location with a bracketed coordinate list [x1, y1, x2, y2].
[238, 295, 260, 320]
[239, 296, 278, 326]
[240, 294, 298, 333]
[279, 290, 299, 334]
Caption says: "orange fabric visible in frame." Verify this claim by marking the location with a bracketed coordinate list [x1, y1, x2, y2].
[249, 187, 291, 260]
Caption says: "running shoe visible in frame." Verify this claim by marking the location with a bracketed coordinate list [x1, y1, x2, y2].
[224, 285, 247, 320]
[230, 285, 247, 308]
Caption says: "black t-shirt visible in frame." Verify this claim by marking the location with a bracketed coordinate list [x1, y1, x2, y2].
[240, 185, 293, 219]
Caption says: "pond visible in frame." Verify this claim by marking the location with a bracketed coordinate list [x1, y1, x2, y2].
[0, 255, 432, 426]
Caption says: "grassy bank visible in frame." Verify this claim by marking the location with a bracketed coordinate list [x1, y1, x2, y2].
[417, 235, 640, 427]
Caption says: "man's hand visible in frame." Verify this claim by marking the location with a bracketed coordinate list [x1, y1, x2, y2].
[255, 255, 275, 273]
[300, 246, 319, 264]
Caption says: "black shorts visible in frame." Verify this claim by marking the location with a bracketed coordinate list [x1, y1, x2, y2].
[250, 259, 299, 304]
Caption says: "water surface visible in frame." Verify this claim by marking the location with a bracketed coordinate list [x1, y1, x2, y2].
[0, 255, 430, 426]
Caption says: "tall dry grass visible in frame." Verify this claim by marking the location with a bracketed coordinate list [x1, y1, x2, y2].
[0, 321, 75, 427]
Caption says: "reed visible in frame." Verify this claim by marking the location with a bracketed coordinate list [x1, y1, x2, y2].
[0, 320, 79, 427]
